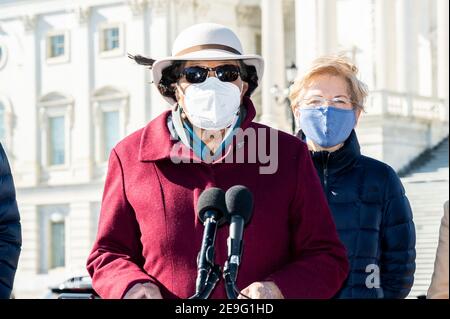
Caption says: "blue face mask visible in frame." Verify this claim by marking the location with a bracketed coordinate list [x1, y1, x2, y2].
[298, 106, 356, 148]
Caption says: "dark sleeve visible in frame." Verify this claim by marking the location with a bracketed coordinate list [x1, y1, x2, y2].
[0, 143, 22, 299]
[380, 166, 416, 299]
[266, 142, 349, 298]
[86, 149, 155, 299]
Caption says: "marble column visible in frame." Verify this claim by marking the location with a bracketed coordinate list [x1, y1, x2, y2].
[294, 0, 318, 75]
[149, 0, 171, 119]
[437, 0, 449, 121]
[72, 6, 93, 181]
[127, 0, 151, 125]
[294, 0, 337, 74]
[374, 0, 396, 91]
[19, 15, 40, 186]
[260, 0, 290, 131]
[317, 0, 337, 56]
[396, 0, 419, 95]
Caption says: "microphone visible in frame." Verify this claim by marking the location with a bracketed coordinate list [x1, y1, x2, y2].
[191, 187, 227, 299]
[223, 185, 254, 299]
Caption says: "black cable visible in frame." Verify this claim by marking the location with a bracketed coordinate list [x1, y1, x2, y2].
[234, 286, 251, 299]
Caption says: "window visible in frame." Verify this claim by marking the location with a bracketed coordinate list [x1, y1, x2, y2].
[0, 43, 6, 69]
[50, 220, 65, 268]
[38, 92, 74, 169]
[103, 27, 120, 51]
[90, 202, 101, 245]
[255, 33, 262, 56]
[102, 111, 120, 160]
[92, 86, 129, 164]
[38, 205, 69, 273]
[49, 34, 65, 57]
[49, 116, 65, 165]
[99, 23, 124, 58]
[46, 31, 70, 64]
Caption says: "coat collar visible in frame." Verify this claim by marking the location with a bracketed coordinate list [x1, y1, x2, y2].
[138, 96, 257, 162]
[296, 130, 361, 175]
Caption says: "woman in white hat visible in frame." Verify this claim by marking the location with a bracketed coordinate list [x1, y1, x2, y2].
[131, 23, 263, 160]
[87, 23, 349, 299]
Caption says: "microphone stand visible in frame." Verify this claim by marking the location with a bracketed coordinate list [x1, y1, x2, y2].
[190, 187, 228, 299]
[190, 264, 222, 299]
[189, 215, 222, 299]
[222, 185, 253, 299]
[223, 260, 239, 299]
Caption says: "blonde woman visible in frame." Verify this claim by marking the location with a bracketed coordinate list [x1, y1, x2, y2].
[290, 56, 416, 298]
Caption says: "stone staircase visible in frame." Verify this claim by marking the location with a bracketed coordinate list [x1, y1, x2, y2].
[400, 137, 449, 299]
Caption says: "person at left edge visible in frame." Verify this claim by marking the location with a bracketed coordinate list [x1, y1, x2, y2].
[86, 23, 349, 299]
[0, 143, 22, 299]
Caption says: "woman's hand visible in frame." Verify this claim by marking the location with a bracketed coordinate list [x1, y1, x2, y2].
[238, 281, 284, 299]
[123, 282, 163, 299]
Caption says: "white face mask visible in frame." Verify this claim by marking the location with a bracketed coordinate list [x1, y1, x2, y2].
[180, 77, 242, 130]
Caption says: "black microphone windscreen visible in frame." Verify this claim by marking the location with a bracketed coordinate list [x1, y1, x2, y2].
[225, 185, 254, 224]
[197, 187, 227, 223]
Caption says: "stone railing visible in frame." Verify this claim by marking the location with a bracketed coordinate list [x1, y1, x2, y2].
[367, 90, 447, 122]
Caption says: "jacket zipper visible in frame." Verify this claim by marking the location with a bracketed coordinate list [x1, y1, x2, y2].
[323, 153, 331, 195]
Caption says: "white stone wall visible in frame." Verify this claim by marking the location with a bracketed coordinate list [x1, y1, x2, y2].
[0, 0, 263, 299]
[14, 184, 103, 298]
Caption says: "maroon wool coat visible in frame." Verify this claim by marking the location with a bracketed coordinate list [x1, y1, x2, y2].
[86, 97, 349, 299]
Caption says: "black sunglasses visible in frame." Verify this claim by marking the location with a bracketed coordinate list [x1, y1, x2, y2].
[179, 65, 241, 84]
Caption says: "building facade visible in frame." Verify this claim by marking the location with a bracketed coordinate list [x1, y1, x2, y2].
[0, 0, 448, 298]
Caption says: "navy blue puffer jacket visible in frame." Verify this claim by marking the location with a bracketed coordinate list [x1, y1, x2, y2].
[0, 143, 21, 299]
[299, 130, 416, 298]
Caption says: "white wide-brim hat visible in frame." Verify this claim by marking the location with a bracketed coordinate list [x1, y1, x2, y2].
[151, 23, 265, 105]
